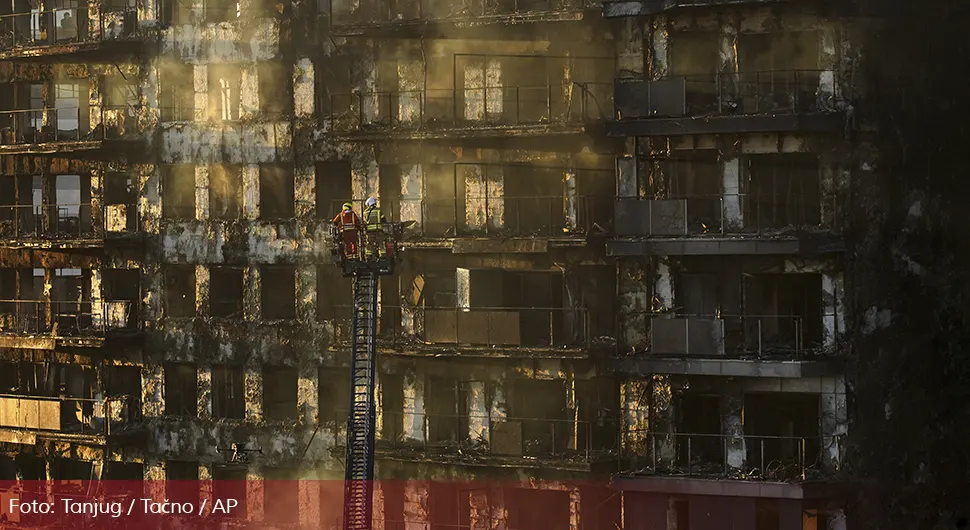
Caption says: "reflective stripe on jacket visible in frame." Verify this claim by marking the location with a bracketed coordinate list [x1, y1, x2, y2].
[365, 207, 383, 230]
[334, 210, 360, 229]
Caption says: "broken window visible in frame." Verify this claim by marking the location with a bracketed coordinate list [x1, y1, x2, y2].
[162, 165, 196, 219]
[161, 0, 193, 25]
[211, 364, 245, 419]
[164, 363, 198, 417]
[258, 61, 292, 118]
[499, 165, 564, 236]
[164, 265, 196, 318]
[260, 266, 295, 320]
[263, 468, 299, 523]
[315, 161, 352, 219]
[318, 366, 350, 423]
[738, 32, 821, 113]
[744, 393, 820, 479]
[668, 32, 720, 113]
[208, 64, 242, 121]
[53, 174, 91, 236]
[674, 393, 723, 467]
[655, 152, 721, 234]
[511, 379, 569, 457]
[54, 82, 81, 139]
[379, 372, 403, 441]
[423, 165, 457, 236]
[316, 55, 352, 117]
[262, 365, 298, 421]
[259, 165, 295, 219]
[742, 273, 823, 353]
[507, 489, 570, 530]
[426, 376, 467, 444]
[160, 62, 193, 121]
[104, 172, 138, 233]
[212, 466, 247, 519]
[208, 165, 242, 219]
[103, 365, 140, 398]
[52, 268, 86, 331]
[316, 265, 351, 322]
[204, 0, 240, 23]
[744, 154, 821, 230]
[209, 266, 243, 318]
[102, 268, 139, 329]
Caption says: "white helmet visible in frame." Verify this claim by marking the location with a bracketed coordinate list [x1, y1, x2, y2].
[365, 197, 377, 207]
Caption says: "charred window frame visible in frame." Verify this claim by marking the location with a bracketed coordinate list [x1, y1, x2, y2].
[260, 266, 295, 320]
[212, 466, 247, 519]
[207, 64, 242, 121]
[315, 55, 351, 117]
[209, 266, 244, 318]
[211, 364, 245, 420]
[258, 165, 295, 220]
[162, 164, 196, 219]
[262, 365, 298, 421]
[166, 460, 199, 505]
[204, 0, 239, 23]
[164, 363, 198, 417]
[159, 62, 193, 121]
[164, 265, 197, 318]
[318, 366, 349, 424]
[208, 165, 242, 220]
[161, 0, 193, 25]
[314, 160, 352, 219]
[257, 61, 292, 118]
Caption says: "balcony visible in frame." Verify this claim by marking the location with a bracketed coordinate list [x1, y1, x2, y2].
[331, 306, 592, 356]
[602, 0, 799, 17]
[0, 300, 136, 348]
[329, 194, 612, 249]
[609, 70, 843, 137]
[0, 8, 143, 61]
[326, 410, 617, 471]
[0, 105, 147, 156]
[0, 203, 140, 248]
[325, 83, 614, 140]
[611, 314, 842, 378]
[610, 192, 843, 255]
[328, 0, 598, 35]
[0, 393, 142, 445]
[614, 431, 844, 498]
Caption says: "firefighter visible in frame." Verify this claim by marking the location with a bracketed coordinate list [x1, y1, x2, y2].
[332, 201, 363, 260]
[363, 197, 388, 259]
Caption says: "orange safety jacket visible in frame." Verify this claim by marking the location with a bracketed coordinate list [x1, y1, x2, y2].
[332, 209, 362, 230]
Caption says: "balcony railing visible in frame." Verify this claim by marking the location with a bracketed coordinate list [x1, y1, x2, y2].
[0, 105, 141, 146]
[0, 8, 138, 51]
[0, 203, 140, 241]
[618, 431, 842, 482]
[330, 305, 589, 349]
[327, 410, 616, 463]
[642, 314, 822, 358]
[330, 0, 598, 27]
[615, 70, 832, 119]
[328, 195, 612, 238]
[0, 393, 140, 437]
[326, 83, 614, 132]
[615, 192, 840, 237]
[0, 300, 135, 336]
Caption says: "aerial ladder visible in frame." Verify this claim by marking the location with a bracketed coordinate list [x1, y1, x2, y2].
[330, 214, 413, 530]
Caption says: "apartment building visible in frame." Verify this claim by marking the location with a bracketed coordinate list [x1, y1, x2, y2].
[0, 0, 854, 527]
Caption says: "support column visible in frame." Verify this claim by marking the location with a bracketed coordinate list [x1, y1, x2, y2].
[648, 15, 668, 80]
[243, 266, 260, 322]
[246, 468, 263, 523]
[822, 272, 844, 350]
[652, 376, 676, 466]
[294, 58, 315, 118]
[298, 364, 318, 425]
[618, 259, 650, 349]
[564, 169, 578, 233]
[722, 157, 742, 229]
[240, 64, 258, 119]
[400, 164, 423, 229]
[821, 376, 848, 473]
[720, 391, 745, 472]
[296, 266, 317, 323]
[198, 366, 212, 419]
[140, 166, 162, 233]
[242, 165, 260, 220]
[467, 380, 489, 444]
[245, 367, 263, 422]
[294, 165, 316, 219]
[403, 482, 430, 530]
[194, 166, 209, 220]
[193, 64, 207, 121]
[195, 264, 209, 317]
[403, 370, 426, 442]
[616, 18, 644, 79]
[142, 365, 164, 418]
[144, 462, 166, 504]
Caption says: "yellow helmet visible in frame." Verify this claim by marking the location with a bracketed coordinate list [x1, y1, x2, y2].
[342, 202, 353, 210]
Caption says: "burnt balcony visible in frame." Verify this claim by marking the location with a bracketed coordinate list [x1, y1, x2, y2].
[0, 8, 143, 61]
[325, 82, 613, 140]
[327, 410, 617, 471]
[330, 305, 591, 355]
[0, 203, 140, 247]
[329, 194, 612, 244]
[328, 0, 598, 35]
[611, 314, 842, 378]
[610, 193, 844, 255]
[0, 105, 147, 155]
[0, 300, 136, 347]
[0, 393, 142, 444]
[609, 70, 844, 136]
[615, 431, 843, 495]
[602, 0, 800, 17]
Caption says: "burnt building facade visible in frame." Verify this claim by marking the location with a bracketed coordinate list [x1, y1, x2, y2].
[0, 0, 856, 527]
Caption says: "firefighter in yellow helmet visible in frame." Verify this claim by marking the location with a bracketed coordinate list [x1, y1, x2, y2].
[363, 197, 388, 259]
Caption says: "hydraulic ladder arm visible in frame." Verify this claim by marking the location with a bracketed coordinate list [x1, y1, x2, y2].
[342, 270, 380, 530]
